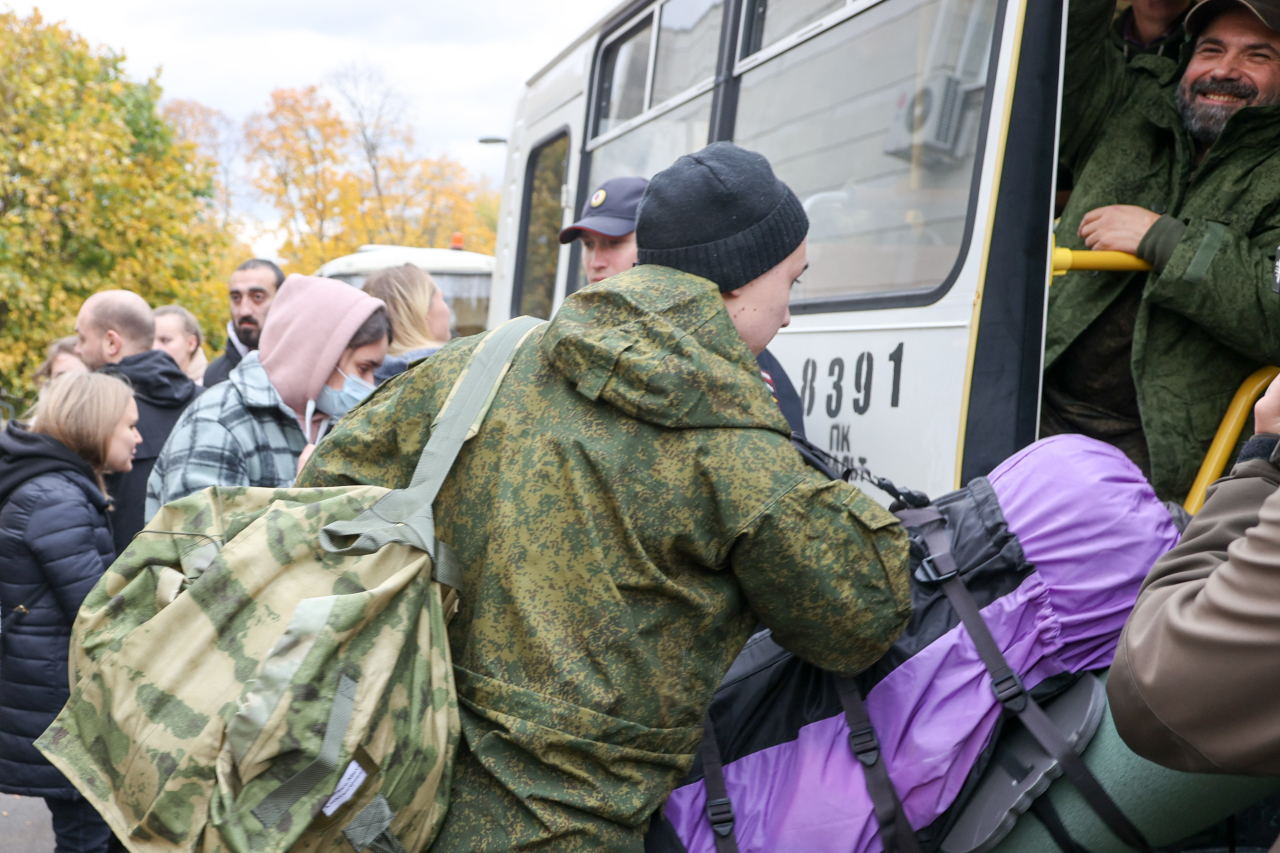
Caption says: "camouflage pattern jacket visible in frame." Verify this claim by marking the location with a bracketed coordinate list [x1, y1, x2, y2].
[1049, 0, 1280, 502]
[298, 267, 913, 851]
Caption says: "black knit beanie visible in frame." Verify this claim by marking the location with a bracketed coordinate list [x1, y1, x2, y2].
[635, 142, 808, 292]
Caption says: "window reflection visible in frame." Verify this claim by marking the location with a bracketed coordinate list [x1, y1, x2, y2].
[589, 92, 713, 188]
[652, 0, 724, 107]
[741, 0, 844, 57]
[596, 19, 654, 136]
[734, 0, 997, 303]
[517, 135, 569, 320]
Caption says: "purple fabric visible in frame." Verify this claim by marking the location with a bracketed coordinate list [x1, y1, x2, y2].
[666, 436, 1179, 853]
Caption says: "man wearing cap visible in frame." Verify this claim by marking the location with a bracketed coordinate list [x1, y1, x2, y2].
[1042, 0, 1280, 503]
[562, 175, 810, 433]
[298, 142, 912, 851]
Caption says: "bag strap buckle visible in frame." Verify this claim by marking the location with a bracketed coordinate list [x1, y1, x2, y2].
[849, 724, 882, 766]
[992, 669, 1028, 712]
[915, 552, 958, 584]
[13, 605, 28, 616]
[705, 797, 735, 837]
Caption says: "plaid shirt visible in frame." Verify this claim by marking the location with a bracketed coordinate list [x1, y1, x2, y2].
[145, 351, 308, 521]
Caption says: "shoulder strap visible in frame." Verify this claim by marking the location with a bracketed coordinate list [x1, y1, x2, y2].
[698, 717, 739, 853]
[319, 316, 545, 568]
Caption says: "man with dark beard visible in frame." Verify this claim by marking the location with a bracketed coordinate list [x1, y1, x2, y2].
[1042, 0, 1280, 503]
[203, 258, 285, 387]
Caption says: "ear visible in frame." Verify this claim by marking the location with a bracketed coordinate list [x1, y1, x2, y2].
[104, 329, 124, 358]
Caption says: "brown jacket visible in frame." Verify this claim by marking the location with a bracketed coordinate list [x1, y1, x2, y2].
[1109, 435, 1280, 774]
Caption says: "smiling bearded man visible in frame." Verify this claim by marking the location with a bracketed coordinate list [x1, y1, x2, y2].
[1041, 0, 1280, 503]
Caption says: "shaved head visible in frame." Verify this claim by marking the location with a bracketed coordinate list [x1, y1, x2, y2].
[76, 290, 155, 368]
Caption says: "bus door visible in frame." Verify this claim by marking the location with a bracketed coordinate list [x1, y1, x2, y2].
[736, 0, 1064, 498]
[501, 39, 593, 323]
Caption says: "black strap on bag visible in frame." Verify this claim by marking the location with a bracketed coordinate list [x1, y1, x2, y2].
[836, 677, 924, 853]
[699, 717, 739, 853]
[895, 506, 1153, 853]
[0, 583, 50, 657]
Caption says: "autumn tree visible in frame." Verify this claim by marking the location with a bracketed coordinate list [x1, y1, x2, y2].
[0, 11, 232, 404]
[245, 79, 499, 272]
[244, 87, 360, 272]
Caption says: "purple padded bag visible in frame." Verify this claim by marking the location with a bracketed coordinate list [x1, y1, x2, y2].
[660, 435, 1180, 853]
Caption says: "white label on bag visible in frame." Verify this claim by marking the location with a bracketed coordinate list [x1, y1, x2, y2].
[322, 760, 368, 817]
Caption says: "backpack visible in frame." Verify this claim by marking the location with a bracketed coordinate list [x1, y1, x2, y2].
[37, 316, 545, 853]
[648, 434, 1180, 853]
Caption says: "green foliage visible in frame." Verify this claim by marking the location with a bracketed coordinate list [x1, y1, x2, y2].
[0, 11, 231, 406]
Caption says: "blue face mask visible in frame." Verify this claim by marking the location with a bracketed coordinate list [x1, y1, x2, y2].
[315, 368, 376, 419]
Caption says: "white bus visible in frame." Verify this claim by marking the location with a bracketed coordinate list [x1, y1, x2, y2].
[488, 0, 1058, 502]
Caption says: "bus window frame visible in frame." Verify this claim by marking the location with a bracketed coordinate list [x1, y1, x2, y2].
[728, 0, 1008, 314]
[590, 8, 658, 140]
[511, 126, 572, 319]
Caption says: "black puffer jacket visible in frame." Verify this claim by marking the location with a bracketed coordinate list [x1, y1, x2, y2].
[102, 349, 200, 553]
[0, 422, 114, 798]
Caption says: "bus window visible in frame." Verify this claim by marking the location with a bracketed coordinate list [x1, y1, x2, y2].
[588, 92, 713, 188]
[652, 0, 724, 107]
[595, 17, 655, 136]
[733, 0, 998, 307]
[513, 133, 569, 320]
[741, 0, 844, 56]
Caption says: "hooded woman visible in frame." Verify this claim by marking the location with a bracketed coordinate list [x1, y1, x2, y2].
[144, 275, 388, 519]
[0, 371, 142, 853]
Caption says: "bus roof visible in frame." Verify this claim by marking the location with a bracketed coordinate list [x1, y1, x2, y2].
[318, 245, 494, 277]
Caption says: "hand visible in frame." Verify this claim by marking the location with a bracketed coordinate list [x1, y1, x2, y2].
[1078, 205, 1161, 254]
[296, 443, 316, 479]
[1255, 374, 1280, 435]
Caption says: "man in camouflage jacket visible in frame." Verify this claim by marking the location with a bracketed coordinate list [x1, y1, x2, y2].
[298, 144, 913, 850]
[1043, 0, 1280, 502]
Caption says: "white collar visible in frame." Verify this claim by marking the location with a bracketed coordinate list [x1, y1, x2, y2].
[226, 320, 251, 358]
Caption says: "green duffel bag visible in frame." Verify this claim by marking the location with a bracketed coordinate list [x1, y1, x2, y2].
[37, 316, 545, 853]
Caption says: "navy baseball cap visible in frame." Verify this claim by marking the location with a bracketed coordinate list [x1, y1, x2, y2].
[559, 176, 649, 244]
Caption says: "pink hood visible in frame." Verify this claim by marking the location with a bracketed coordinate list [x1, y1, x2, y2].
[258, 274, 386, 435]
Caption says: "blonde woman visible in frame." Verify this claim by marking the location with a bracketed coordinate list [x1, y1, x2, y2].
[363, 263, 451, 383]
[0, 372, 141, 853]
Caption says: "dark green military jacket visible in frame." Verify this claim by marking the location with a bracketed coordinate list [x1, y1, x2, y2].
[1049, 0, 1280, 501]
[298, 267, 913, 851]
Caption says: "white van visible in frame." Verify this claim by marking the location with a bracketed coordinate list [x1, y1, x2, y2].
[318, 244, 494, 338]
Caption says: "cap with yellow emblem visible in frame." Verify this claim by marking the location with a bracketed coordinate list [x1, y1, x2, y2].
[558, 176, 650, 244]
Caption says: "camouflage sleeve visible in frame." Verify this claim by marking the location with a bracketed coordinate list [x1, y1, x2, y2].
[1059, 0, 1130, 174]
[1145, 218, 1280, 365]
[728, 475, 913, 677]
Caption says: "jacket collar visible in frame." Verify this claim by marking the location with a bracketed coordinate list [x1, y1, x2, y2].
[229, 351, 301, 424]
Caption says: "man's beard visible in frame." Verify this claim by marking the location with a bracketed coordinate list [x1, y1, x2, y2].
[234, 320, 261, 348]
[1177, 75, 1275, 148]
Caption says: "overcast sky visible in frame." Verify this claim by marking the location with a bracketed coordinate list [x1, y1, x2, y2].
[8, 0, 620, 186]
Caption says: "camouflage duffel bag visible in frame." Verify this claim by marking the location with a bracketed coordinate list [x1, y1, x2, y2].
[37, 317, 545, 853]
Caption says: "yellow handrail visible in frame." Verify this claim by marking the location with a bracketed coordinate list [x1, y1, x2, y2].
[1051, 247, 1152, 276]
[1183, 366, 1280, 514]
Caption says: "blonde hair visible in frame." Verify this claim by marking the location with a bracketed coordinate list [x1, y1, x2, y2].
[363, 264, 445, 355]
[30, 372, 133, 495]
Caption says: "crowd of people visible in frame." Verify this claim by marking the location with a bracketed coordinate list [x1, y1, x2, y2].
[8, 0, 1280, 849]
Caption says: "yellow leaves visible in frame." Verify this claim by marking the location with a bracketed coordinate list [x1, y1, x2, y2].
[0, 11, 231, 406]
[244, 85, 498, 273]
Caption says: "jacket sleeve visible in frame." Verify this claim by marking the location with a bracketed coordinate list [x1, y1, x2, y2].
[728, 474, 913, 677]
[1059, 0, 1131, 174]
[1142, 216, 1280, 365]
[147, 411, 248, 516]
[1109, 445, 1280, 774]
[20, 480, 110, 624]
